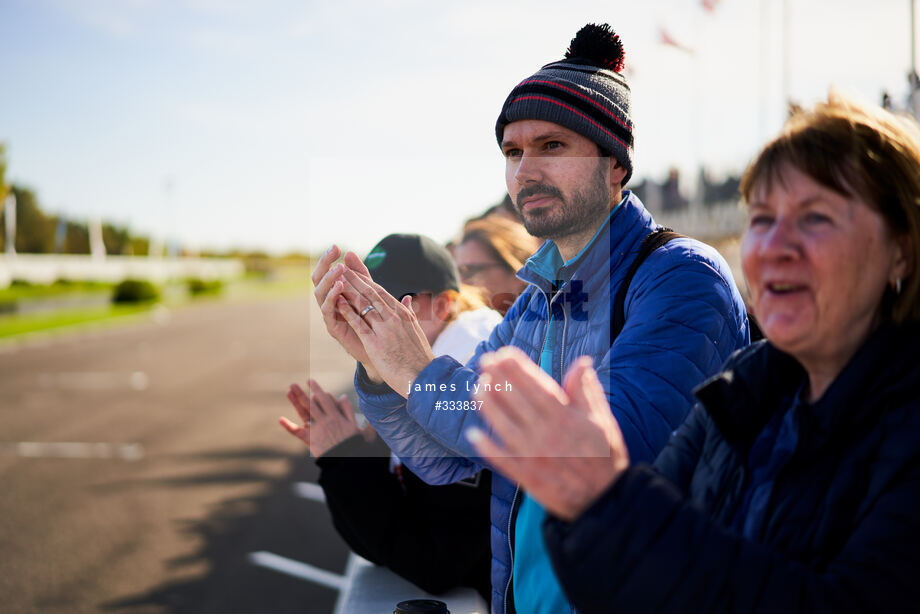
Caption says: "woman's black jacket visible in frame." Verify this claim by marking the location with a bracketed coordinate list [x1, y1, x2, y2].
[544, 324, 920, 613]
[316, 434, 492, 601]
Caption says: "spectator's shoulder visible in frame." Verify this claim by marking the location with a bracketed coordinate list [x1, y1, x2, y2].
[623, 235, 749, 349]
[646, 236, 734, 281]
[625, 236, 738, 306]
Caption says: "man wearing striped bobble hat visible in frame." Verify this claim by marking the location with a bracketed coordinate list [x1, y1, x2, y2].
[315, 23, 750, 614]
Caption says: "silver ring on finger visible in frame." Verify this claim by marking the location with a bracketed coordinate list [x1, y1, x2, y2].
[359, 305, 376, 318]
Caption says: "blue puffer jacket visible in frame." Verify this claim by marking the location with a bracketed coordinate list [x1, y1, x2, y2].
[356, 192, 750, 614]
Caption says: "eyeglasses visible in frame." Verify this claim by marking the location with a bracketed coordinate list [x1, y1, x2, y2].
[457, 262, 506, 281]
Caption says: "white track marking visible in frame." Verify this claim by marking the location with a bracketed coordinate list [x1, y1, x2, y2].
[292, 481, 326, 503]
[35, 371, 149, 391]
[332, 554, 367, 614]
[248, 551, 347, 590]
[0, 442, 144, 460]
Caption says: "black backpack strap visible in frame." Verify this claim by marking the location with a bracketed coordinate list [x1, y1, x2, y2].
[611, 227, 685, 342]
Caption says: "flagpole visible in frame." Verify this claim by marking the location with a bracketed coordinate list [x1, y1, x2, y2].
[912, 0, 917, 77]
[89, 217, 106, 261]
[691, 4, 701, 211]
[781, 0, 790, 108]
[759, 0, 769, 146]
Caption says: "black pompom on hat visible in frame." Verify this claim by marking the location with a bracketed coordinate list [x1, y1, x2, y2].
[565, 23, 626, 71]
[496, 23, 634, 184]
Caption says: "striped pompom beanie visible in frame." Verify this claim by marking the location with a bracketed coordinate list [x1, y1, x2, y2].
[495, 23, 634, 185]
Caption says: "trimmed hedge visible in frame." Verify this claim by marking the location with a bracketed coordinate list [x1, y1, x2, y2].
[112, 279, 159, 304]
[186, 278, 223, 296]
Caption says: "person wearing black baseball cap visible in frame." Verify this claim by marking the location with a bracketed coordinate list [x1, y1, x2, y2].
[282, 233, 500, 601]
[364, 233, 459, 299]
[362, 233, 501, 354]
[312, 24, 750, 614]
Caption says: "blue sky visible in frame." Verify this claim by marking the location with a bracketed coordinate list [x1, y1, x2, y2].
[0, 0, 913, 254]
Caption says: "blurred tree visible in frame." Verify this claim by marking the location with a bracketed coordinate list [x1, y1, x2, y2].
[0, 150, 157, 255]
[128, 237, 150, 256]
[0, 143, 8, 201]
[0, 143, 7, 252]
[12, 185, 55, 253]
[102, 223, 131, 255]
[280, 251, 311, 262]
[62, 221, 90, 254]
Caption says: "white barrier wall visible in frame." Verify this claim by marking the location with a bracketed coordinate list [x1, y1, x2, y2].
[0, 254, 244, 289]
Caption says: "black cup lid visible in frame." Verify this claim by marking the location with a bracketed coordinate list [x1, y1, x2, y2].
[394, 599, 449, 614]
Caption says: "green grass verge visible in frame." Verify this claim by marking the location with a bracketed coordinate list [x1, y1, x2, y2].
[0, 265, 314, 340]
[0, 304, 154, 339]
[0, 280, 112, 302]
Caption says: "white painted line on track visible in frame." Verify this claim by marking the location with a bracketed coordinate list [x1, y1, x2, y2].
[332, 554, 367, 614]
[0, 442, 145, 461]
[248, 551, 347, 590]
[292, 481, 326, 503]
[35, 371, 149, 391]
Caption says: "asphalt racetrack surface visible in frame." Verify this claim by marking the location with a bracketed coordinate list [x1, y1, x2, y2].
[0, 292, 361, 613]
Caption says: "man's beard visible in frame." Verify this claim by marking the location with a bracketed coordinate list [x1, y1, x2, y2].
[514, 158, 611, 240]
